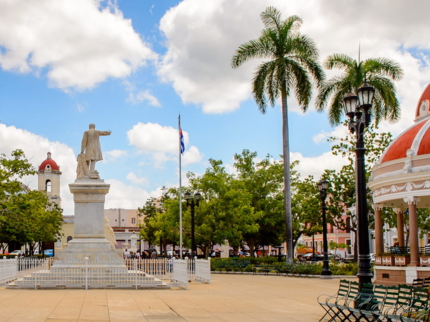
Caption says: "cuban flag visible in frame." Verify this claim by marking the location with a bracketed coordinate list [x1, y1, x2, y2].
[180, 128, 185, 154]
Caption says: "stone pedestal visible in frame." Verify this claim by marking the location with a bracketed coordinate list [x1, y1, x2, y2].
[55, 179, 123, 262]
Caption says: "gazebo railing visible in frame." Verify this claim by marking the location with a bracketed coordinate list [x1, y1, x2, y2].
[387, 246, 430, 255]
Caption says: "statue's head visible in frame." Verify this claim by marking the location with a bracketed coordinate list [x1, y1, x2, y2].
[89, 123, 96, 129]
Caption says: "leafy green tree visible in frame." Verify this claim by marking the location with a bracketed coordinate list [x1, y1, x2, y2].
[0, 150, 63, 253]
[232, 7, 324, 262]
[233, 150, 285, 256]
[329, 240, 348, 257]
[188, 159, 261, 257]
[322, 124, 394, 259]
[290, 163, 322, 249]
[137, 197, 160, 249]
[316, 54, 403, 125]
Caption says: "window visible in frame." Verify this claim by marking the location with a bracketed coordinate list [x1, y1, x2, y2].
[45, 180, 52, 192]
[131, 218, 136, 224]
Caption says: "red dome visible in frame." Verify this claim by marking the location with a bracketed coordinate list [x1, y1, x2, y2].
[381, 84, 430, 163]
[39, 152, 59, 171]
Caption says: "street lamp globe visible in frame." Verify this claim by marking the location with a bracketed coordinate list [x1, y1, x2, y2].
[343, 92, 359, 120]
[357, 81, 375, 108]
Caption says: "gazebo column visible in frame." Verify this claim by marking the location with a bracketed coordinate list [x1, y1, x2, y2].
[394, 208, 405, 247]
[374, 204, 384, 254]
[405, 197, 420, 267]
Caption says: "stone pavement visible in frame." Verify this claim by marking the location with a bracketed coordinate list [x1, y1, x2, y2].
[0, 274, 344, 322]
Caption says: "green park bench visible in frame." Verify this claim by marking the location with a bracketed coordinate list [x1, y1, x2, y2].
[318, 280, 430, 322]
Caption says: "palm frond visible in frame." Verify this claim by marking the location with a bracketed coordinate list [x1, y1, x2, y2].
[231, 37, 273, 68]
[328, 90, 348, 126]
[363, 57, 404, 81]
[369, 75, 401, 123]
[315, 76, 345, 111]
[287, 59, 312, 111]
[260, 6, 283, 31]
[324, 53, 355, 71]
[252, 61, 278, 113]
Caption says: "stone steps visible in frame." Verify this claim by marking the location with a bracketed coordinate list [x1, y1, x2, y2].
[7, 269, 169, 289]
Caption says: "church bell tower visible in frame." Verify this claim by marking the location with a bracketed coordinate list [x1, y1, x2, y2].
[38, 152, 62, 207]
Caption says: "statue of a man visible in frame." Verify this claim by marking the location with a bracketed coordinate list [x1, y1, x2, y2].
[77, 123, 111, 179]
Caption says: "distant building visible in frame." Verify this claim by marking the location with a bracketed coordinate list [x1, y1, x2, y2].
[38, 152, 62, 207]
[37, 152, 62, 252]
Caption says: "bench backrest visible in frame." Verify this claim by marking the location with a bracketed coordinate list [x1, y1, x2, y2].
[407, 287, 429, 315]
[381, 285, 400, 310]
[336, 279, 350, 299]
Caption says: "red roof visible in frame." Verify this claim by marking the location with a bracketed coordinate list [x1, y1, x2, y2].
[38, 152, 59, 171]
[381, 120, 428, 163]
[380, 85, 430, 163]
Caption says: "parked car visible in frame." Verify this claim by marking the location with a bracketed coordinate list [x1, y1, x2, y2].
[9, 250, 25, 256]
[341, 254, 355, 263]
[44, 249, 54, 257]
[302, 253, 323, 261]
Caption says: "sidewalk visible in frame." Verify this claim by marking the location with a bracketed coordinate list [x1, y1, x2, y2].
[0, 274, 343, 322]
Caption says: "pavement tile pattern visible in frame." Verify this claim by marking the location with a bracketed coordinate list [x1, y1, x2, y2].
[0, 274, 341, 322]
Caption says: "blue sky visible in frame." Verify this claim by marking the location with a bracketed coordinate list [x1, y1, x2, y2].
[1, 0, 430, 215]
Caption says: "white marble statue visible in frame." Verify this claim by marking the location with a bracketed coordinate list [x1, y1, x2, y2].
[77, 123, 111, 179]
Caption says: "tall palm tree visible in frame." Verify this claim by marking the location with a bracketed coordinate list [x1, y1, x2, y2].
[231, 7, 324, 263]
[316, 54, 403, 125]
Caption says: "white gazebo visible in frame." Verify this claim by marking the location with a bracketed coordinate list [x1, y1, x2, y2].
[369, 84, 430, 285]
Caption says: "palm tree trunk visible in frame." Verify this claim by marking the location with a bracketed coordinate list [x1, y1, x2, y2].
[281, 89, 293, 264]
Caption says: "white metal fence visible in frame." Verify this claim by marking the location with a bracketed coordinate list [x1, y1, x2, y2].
[0, 257, 211, 289]
[172, 258, 189, 289]
[0, 259, 18, 284]
[195, 258, 211, 283]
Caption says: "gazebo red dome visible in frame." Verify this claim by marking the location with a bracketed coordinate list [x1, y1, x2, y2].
[381, 84, 430, 163]
[39, 152, 59, 171]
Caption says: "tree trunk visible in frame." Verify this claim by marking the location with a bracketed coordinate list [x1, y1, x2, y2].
[281, 89, 293, 264]
[249, 241, 255, 259]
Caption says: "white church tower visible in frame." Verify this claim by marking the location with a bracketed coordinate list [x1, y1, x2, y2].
[38, 152, 62, 207]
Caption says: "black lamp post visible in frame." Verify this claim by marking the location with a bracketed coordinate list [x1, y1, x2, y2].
[343, 81, 375, 285]
[318, 179, 332, 277]
[184, 191, 201, 257]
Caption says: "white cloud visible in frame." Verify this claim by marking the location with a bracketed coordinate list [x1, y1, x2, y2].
[127, 122, 203, 166]
[157, 0, 430, 135]
[182, 145, 203, 166]
[127, 90, 161, 107]
[76, 103, 85, 112]
[104, 149, 127, 160]
[126, 172, 149, 186]
[312, 126, 349, 145]
[291, 151, 348, 179]
[0, 124, 76, 215]
[105, 179, 161, 209]
[0, 0, 157, 91]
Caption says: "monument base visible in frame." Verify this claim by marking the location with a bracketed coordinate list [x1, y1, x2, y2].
[55, 238, 123, 262]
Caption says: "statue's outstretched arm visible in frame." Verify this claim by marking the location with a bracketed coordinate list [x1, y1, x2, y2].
[99, 130, 112, 136]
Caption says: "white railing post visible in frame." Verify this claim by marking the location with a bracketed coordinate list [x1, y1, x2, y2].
[85, 256, 88, 290]
[134, 259, 137, 290]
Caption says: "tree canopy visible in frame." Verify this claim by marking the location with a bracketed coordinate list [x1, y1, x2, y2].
[0, 150, 63, 253]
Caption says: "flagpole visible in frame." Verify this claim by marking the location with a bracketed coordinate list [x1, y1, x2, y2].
[178, 115, 183, 259]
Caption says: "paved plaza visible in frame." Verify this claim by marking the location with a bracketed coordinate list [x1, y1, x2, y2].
[0, 274, 343, 322]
